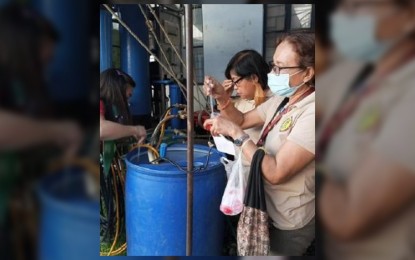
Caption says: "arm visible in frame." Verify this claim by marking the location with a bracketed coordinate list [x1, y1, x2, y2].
[319, 151, 415, 241]
[221, 103, 265, 130]
[319, 87, 415, 241]
[0, 110, 55, 150]
[100, 115, 145, 142]
[205, 76, 264, 129]
[235, 132, 314, 184]
[0, 110, 82, 159]
[237, 104, 315, 184]
[204, 108, 315, 184]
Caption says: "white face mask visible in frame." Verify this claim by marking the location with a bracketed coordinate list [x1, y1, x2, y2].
[330, 12, 393, 62]
[267, 70, 305, 97]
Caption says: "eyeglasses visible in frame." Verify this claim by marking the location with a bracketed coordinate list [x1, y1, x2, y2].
[269, 61, 304, 75]
[230, 77, 245, 87]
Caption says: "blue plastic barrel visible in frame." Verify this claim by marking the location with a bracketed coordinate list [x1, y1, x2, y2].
[169, 83, 187, 129]
[37, 168, 100, 260]
[124, 144, 226, 256]
[118, 5, 151, 117]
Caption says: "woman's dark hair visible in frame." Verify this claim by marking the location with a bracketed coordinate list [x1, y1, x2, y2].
[0, 3, 59, 113]
[100, 68, 135, 124]
[276, 33, 315, 85]
[225, 49, 270, 90]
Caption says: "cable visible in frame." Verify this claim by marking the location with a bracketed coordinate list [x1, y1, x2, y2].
[108, 164, 120, 256]
[156, 121, 167, 149]
[151, 145, 214, 173]
[102, 4, 208, 113]
[145, 4, 208, 106]
[129, 143, 160, 159]
[138, 5, 176, 77]
[150, 115, 177, 147]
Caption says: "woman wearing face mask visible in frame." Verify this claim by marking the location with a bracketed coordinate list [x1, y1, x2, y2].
[100, 68, 146, 142]
[318, 0, 415, 259]
[204, 33, 315, 256]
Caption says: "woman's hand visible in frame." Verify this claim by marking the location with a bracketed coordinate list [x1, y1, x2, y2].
[222, 79, 234, 95]
[203, 115, 244, 139]
[131, 125, 146, 143]
[50, 121, 83, 161]
[203, 76, 230, 103]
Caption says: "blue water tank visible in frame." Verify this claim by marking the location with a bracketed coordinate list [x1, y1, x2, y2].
[32, 0, 89, 101]
[37, 167, 166, 260]
[124, 144, 226, 256]
[118, 5, 151, 117]
[37, 169, 100, 260]
[100, 8, 113, 72]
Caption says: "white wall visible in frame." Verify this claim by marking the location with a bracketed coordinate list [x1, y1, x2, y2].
[202, 4, 264, 82]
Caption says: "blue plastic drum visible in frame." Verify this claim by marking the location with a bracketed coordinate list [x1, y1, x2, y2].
[37, 168, 99, 260]
[124, 144, 226, 256]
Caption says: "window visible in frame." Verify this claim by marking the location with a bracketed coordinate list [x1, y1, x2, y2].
[291, 4, 313, 30]
[264, 4, 314, 64]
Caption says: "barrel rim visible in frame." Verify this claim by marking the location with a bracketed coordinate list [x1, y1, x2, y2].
[124, 144, 225, 176]
[37, 170, 99, 220]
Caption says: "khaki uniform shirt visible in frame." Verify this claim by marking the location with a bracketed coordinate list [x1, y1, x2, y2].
[323, 59, 415, 260]
[256, 92, 315, 230]
[233, 90, 273, 168]
[234, 89, 274, 144]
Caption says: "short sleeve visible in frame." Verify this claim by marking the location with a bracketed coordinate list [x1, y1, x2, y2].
[372, 88, 415, 172]
[256, 95, 282, 122]
[287, 104, 316, 154]
[100, 100, 105, 116]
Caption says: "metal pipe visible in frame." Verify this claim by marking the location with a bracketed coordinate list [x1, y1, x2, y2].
[159, 4, 184, 16]
[184, 4, 194, 257]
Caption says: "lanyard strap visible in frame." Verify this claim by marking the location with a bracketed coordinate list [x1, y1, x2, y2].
[317, 49, 415, 161]
[256, 87, 315, 147]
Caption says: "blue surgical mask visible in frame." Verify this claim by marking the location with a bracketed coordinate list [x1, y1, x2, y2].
[267, 70, 305, 97]
[330, 12, 392, 62]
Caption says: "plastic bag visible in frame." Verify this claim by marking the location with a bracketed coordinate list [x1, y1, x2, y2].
[220, 152, 246, 215]
[220, 157, 236, 179]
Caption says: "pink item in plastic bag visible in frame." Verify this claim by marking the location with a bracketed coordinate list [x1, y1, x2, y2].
[220, 152, 246, 215]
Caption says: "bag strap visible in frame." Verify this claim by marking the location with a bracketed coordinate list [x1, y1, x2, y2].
[244, 148, 267, 211]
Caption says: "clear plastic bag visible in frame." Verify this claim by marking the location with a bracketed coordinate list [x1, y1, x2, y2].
[220, 152, 246, 215]
[220, 157, 236, 179]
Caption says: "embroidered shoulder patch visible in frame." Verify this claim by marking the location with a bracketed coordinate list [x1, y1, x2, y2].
[357, 106, 381, 133]
[280, 117, 293, 132]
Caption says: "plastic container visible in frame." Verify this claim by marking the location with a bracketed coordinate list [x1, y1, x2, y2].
[124, 144, 226, 256]
[37, 168, 99, 260]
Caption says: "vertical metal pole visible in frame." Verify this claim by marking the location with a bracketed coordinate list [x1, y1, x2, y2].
[185, 4, 194, 257]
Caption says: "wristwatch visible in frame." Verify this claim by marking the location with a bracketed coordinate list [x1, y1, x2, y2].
[234, 134, 250, 147]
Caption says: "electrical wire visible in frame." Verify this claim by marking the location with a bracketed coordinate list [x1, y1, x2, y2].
[150, 115, 177, 147]
[107, 164, 120, 256]
[151, 145, 214, 173]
